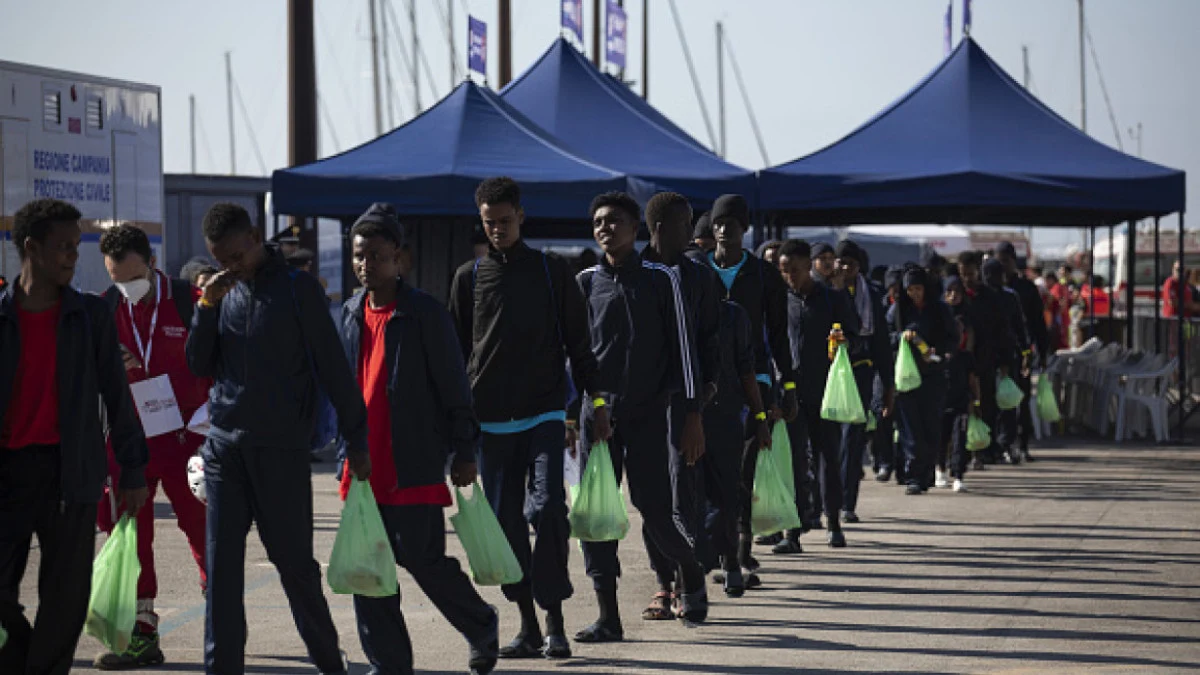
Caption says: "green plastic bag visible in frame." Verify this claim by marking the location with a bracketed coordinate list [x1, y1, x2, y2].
[748, 427, 806, 533]
[865, 410, 877, 433]
[328, 480, 398, 598]
[821, 344, 867, 424]
[1036, 376, 1061, 423]
[894, 340, 923, 393]
[569, 441, 630, 542]
[86, 515, 141, 654]
[966, 415, 992, 451]
[450, 481, 524, 586]
[0, 621, 6, 649]
[996, 376, 1024, 410]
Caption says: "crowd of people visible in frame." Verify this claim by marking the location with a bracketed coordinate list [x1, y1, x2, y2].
[0, 178, 1065, 675]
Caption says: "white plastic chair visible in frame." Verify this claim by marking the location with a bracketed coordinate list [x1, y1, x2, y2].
[1113, 357, 1178, 443]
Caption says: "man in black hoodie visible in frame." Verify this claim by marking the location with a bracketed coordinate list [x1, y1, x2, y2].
[340, 204, 499, 675]
[449, 177, 605, 660]
[574, 191, 708, 642]
[996, 242, 1045, 462]
[0, 198, 148, 674]
[187, 203, 368, 675]
[692, 194, 797, 575]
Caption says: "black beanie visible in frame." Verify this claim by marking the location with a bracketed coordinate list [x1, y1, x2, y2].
[693, 211, 713, 240]
[996, 241, 1017, 259]
[982, 258, 1005, 277]
[811, 242, 833, 258]
[835, 239, 864, 265]
[903, 266, 929, 289]
[354, 202, 406, 246]
[943, 275, 965, 293]
[710, 194, 749, 228]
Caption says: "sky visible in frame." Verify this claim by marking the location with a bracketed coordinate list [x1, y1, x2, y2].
[2, 0, 1197, 253]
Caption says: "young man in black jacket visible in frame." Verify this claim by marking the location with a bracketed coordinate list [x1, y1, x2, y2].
[640, 192, 720, 619]
[341, 204, 499, 675]
[574, 191, 708, 642]
[833, 240, 893, 523]
[776, 240, 860, 550]
[449, 177, 607, 660]
[958, 251, 1014, 467]
[984, 257, 1032, 466]
[692, 194, 798, 574]
[0, 198, 149, 674]
[996, 242, 1045, 462]
[187, 203, 369, 675]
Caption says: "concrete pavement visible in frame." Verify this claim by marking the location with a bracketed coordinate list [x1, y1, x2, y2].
[18, 440, 1200, 673]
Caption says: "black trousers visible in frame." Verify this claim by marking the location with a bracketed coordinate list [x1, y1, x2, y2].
[478, 421, 573, 609]
[939, 410, 970, 479]
[0, 446, 97, 675]
[1016, 371, 1034, 452]
[647, 397, 708, 584]
[580, 404, 699, 592]
[840, 365, 875, 513]
[353, 504, 495, 675]
[203, 437, 342, 675]
[977, 366, 1001, 460]
[897, 374, 948, 489]
[787, 402, 843, 526]
[701, 406, 743, 571]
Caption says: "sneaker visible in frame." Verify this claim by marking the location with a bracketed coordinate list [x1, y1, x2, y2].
[953, 479, 967, 493]
[1021, 448, 1036, 462]
[771, 537, 803, 555]
[754, 532, 783, 546]
[904, 483, 923, 496]
[94, 632, 166, 670]
[827, 529, 847, 548]
[875, 468, 892, 482]
[841, 510, 860, 524]
[935, 469, 949, 489]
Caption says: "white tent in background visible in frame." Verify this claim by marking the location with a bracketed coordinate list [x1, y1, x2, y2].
[848, 225, 972, 257]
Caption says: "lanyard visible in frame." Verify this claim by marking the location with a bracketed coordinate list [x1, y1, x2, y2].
[127, 272, 162, 369]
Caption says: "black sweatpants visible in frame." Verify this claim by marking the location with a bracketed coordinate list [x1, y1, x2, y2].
[840, 365, 875, 513]
[897, 374, 948, 489]
[787, 402, 843, 525]
[939, 410, 969, 480]
[478, 421, 573, 609]
[203, 437, 343, 675]
[580, 404, 700, 592]
[0, 446, 98, 675]
[977, 366, 1001, 460]
[353, 504, 495, 675]
[701, 406, 743, 571]
[647, 397, 709, 584]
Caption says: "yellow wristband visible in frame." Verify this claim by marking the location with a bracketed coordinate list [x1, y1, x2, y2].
[754, 412, 767, 421]
[592, 397, 607, 409]
[917, 342, 930, 355]
[198, 297, 215, 309]
[783, 382, 796, 391]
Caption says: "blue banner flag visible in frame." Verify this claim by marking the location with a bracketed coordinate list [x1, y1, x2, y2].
[605, 0, 627, 69]
[562, 0, 584, 43]
[962, 0, 972, 36]
[468, 16, 487, 76]
[944, 2, 953, 55]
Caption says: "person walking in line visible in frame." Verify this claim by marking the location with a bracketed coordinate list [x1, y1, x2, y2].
[341, 204, 500, 675]
[0, 198, 149, 675]
[449, 177, 608, 660]
[573, 191, 709, 643]
[93, 223, 211, 670]
[187, 203, 369, 675]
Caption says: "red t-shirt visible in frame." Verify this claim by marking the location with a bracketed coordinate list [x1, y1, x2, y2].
[1, 303, 61, 448]
[1162, 277, 1191, 318]
[114, 274, 212, 439]
[339, 300, 451, 506]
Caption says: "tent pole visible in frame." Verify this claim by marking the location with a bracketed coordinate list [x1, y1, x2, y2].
[1154, 216, 1161, 353]
[1088, 226, 1095, 341]
[1108, 223, 1114, 344]
[1178, 212, 1186, 442]
[1126, 219, 1136, 348]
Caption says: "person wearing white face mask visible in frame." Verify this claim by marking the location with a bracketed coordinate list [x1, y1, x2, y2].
[92, 223, 212, 670]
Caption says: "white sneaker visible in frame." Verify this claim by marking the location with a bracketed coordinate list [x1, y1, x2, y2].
[935, 470, 949, 489]
[953, 479, 967, 493]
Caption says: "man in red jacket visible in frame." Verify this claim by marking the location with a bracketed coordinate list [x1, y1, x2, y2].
[93, 224, 211, 670]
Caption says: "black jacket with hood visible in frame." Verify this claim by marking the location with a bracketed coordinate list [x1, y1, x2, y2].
[186, 244, 368, 454]
[0, 283, 148, 502]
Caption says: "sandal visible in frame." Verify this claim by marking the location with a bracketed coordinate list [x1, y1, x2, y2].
[641, 591, 674, 621]
[573, 621, 624, 643]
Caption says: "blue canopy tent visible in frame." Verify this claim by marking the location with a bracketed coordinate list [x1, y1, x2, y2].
[501, 38, 756, 210]
[271, 80, 652, 300]
[762, 37, 1188, 437]
[759, 38, 1184, 227]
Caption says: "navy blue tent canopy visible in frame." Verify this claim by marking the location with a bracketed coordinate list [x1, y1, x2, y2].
[501, 38, 757, 209]
[760, 38, 1185, 226]
[272, 80, 653, 220]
